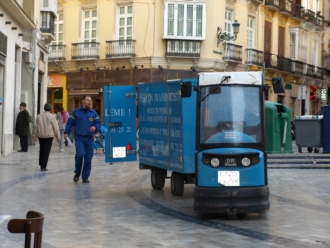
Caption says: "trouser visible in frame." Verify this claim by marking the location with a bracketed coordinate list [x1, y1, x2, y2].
[38, 137, 53, 168]
[59, 129, 64, 150]
[19, 135, 28, 151]
[75, 136, 94, 179]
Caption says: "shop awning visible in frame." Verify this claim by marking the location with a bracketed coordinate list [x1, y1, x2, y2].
[69, 89, 100, 96]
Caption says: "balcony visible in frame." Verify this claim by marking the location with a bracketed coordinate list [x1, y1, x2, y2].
[48, 44, 66, 61]
[245, 48, 263, 67]
[223, 43, 242, 63]
[40, 12, 55, 36]
[302, 9, 315, 23]
[279, 0, 293, 17]
[265, 0, 280, 11]
[38, 59, 45, 74]
[305, 64, 316, 78]
[106, 40, 136, 58]
[315, 67, 325, 80]
[72, 42, 100, 60]
[291, 60, 305, 75]
[264, 53, 278, 70]
[165, 40, 200, 58]
[278, 57, 292, 73]
[41, 0, 57, 15]
[292, 4, 304, 21]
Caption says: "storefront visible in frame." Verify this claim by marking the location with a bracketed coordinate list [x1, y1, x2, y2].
[47, 74, 67, 113]
[66, 69, 200, 121]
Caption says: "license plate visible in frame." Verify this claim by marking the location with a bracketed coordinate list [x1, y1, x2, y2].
[113, 147, 126, 158]
[224, 158, 237, 166]
[218, 171, 240, 186]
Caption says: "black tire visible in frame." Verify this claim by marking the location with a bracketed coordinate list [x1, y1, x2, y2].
[307, 147, 313, 153]
[298, 147, 302, 153]
[151, 169, 166, 190]
[314, 147, 319, 153]
[171, 172, 184, 196]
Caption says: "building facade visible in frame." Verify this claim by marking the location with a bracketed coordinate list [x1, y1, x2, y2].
[48, 0, 330, 121]
[0, 0, 34, 156]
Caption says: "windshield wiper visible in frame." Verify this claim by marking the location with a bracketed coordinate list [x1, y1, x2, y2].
[199, 75, 231, 103]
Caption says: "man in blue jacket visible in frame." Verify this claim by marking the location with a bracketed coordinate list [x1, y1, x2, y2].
[64, 95, 102, 183]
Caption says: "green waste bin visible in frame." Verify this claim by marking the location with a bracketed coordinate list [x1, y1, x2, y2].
[265, 101, 293, 154]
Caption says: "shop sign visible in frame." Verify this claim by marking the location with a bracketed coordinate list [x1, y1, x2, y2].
[298, 86, 306, 100]
[319, 88, 327, 102]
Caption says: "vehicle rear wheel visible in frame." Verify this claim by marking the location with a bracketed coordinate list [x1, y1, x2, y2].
[298, 147, 302, 153]
[151, 169, 166, 190]
[171, 172, 184, 196]
[307, 147, 313, 153]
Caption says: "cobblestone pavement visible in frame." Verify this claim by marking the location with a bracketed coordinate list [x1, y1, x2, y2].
[1, 143, 330, 247]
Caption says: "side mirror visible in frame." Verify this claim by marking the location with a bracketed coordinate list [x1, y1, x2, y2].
[271, 77, 285, 94]
[181, 82, 192, 98]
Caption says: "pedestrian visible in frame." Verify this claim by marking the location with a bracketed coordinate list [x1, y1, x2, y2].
[15, 102, 30, 152]
[56, 106, 67, 151]
[33, 103, 61, 171]
[64, 95, 102, 183]
[64, 110, 69, 147]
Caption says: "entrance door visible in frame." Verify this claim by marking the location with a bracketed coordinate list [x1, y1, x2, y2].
[104, 85, 137, 163]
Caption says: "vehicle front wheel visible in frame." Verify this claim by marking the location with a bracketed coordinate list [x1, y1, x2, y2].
[171, 172, 184, 196]
[151, 169, 166, 190]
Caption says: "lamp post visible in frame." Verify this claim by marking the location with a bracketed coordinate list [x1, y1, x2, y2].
[217, 20, 240, 47]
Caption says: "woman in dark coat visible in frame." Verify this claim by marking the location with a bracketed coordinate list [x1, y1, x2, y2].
[15, 102, 30, 152]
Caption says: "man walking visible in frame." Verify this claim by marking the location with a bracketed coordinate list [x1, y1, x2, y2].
[15, 102, 30, 152]
[64, 95, 102, 183]
[33, 103, 61, 171]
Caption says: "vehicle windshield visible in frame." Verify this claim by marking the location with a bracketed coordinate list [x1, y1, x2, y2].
[200, 85, 261, 144]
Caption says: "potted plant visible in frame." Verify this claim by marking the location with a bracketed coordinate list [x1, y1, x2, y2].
[316, 11, 321, 16]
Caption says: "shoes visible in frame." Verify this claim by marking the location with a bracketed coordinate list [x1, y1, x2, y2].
[41, 168, 48, 171]
[82, 179, 90, 183]
[64, 141, 68, 147]
[73, 174, 80, 182]
[60, 149, 63, 152]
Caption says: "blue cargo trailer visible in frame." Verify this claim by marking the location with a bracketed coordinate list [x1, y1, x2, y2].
[103, 72, 279, 214]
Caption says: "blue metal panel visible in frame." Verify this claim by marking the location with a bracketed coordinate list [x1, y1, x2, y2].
[138, 79, 197, 174]
[196, 148, 265, 187]
[104, 85, 137, 163]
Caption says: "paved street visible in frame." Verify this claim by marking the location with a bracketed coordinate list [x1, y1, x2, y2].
[1, 142, 330, 247]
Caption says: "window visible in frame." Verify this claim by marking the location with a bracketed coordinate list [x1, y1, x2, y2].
[82, 9, 97, 44]
[289, 29, 307, 62]
[53, 13, 64, 46]
[247, 16, 254, 48]
[312, 39, 318, 66]
[225, 9, 234, 40]
[117, 6, 133, 41]
[164, 1, 206, 40]
[41, 12, 55, 35]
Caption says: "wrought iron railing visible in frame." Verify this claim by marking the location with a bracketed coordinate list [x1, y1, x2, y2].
[305, 64, 316, 78]
[292, 4, 304, 20]
[279, 0, 292, 14]
[48, 44, 66, 61]
[223, 43, 242, 62]
[315, 67, 325, 80]
[165, 40, 200, 57]
[265, 0, 280, 9]
[245, 48, 263, 66]
[105, 40, 136, 58]
[71, 42, 100, 60]
[264, 53, 278, 70]
[278, 57, 292, 72]
[291, 60, 305, 75]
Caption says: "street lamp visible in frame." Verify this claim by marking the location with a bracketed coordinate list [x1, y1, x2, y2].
[217, 20, 240, 47]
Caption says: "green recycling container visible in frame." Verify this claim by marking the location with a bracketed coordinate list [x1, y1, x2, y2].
[265, 101, 293, 154]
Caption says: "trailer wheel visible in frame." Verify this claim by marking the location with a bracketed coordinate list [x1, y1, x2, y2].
[298, 147, 302, 153]
[151, 169, 166, 190]
[171, 172, 184, 196]
[307, 147, 313, 153]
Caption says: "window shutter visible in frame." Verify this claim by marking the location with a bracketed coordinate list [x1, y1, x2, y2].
[264, 21, 271, 53]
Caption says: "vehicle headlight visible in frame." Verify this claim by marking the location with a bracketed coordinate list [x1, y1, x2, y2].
[210, 158, 220, 167]
[241, 157, 251, 166]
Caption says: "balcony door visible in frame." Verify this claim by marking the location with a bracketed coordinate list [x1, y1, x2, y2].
[278, 27, 285, 57]
[116, 5, 133, 55]
[82, 9, 98, 58]
[264, 21, 272, 67]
